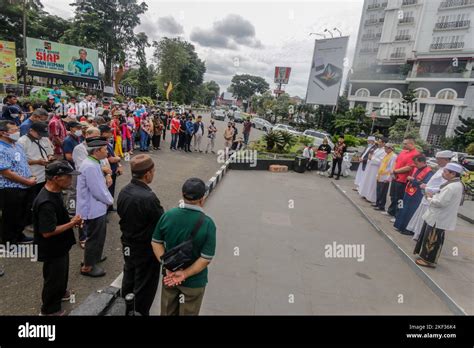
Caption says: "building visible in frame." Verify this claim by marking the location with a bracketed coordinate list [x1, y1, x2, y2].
[348, 0, 474, 146]
[216, 92, 242, 107]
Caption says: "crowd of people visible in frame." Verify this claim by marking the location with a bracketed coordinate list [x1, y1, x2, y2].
[0, 92, 219, 316]
[353, 136, 465, 269]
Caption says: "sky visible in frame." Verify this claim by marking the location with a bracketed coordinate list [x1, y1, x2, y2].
[41, 0, 365, 98]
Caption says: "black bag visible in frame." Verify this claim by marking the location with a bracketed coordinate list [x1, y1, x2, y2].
[161, 213, 205, 272]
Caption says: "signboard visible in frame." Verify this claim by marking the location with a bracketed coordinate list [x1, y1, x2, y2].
[305, 36, 349, 106]
[26, 37, 99, 80]
[0, 41, 17, 84]
[274, 66, 291, 84]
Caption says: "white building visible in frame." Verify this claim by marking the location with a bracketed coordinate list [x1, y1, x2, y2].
[348, 0, 474, 146]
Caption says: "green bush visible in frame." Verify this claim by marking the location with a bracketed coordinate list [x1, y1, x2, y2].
[466, 143, 474, 155]
[331, 134, 361, 147]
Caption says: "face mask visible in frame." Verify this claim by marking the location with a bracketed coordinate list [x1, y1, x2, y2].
[109, 137, 114, 143]
[74, 130, 82, 137]
[8, 132, 20, 142]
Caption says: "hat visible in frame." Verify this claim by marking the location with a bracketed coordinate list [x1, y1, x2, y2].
[30, 122, 49, 137]
[68, 121, 81, 129]
[385, 143, 394, 149]
[47, 95, 55, 100]
[367, 136, 376, 141]
[45, 160, 80, 176]
[79, 121, 90, 128]
[182, 178, 207, 201]
[85, 136, 108, 148]
[130, 154, 154, 175]
[31, 108, 48, 118]
[445, 162, 464, 174]
[435, 150, 454, 159]
[98, 124, 112, 133]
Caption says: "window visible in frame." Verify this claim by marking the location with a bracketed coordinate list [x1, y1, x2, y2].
[355, 88, 370, 97]
[379, 88, 402, 99]
[415, 88, 430, 99]
[427, 134, 444, 146]
[437, 89, 457, 99]
[432, 112, 450, 125]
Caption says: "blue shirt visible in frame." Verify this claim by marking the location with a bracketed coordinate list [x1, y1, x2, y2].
[0, 140, 31, 189]
[76, 156, 113, 220]
[186, 120, 194, 135]
[1, 104, 21, 126]
[62, 135, 81, 167]
[20, 118, 33, 136]
[107, 143, 118, 174]
[49, 89, 62, 104]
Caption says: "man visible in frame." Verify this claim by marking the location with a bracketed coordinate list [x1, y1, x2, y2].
[406, 150, 452, 240]
[48, 110, 67, 159]
[170, 113, 180, 151]
[185, 116, 194, 153]
[152, 178, 216, 316]
[99, 124, 123, 204]
[205, 120, 217, 154]
[386, 137, 419, 221]
[302, 144, 314, 171]
[76, 137, 113, 277]
[33, 161, 82, 316]
[242, 118, 252, 145]
[18, 122, 55, 227]
[328, 135, 347, 180]
[178, 115, 187, 151]
[20, 108, 49, 136]
[49, 85, 62, 104]
[353, 136, 376, 191]
[0, 120, 37, 244]
[193, 116, 205, 152]
[72, 49, 94, 77]
[223, 122, 235, 150]
[1, 95, 22, 126]
[231, 122, 238, 143]
[117, 155, 164, 315]
[42, 96, 56, 114]
[394, 155, 433, 235]
[374, 143, 397, 212]
[359, 137, 387, 203]
[66, 96, 79, 120]
[63, 121, 83, 168]
[414, 162, 465, 268]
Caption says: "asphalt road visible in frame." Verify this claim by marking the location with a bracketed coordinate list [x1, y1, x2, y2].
[0, 112, 263, 315]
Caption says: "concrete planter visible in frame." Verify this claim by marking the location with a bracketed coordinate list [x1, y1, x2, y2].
[229, 158, 295, 170]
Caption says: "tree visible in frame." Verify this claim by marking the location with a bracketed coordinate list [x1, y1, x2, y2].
[153, 38, 205, 104]
[454, 115, 474, 151]
[62, 0, 148, 85]
[389, 118, 421, 143]
[135, 32, 150, 97]
[194, 81, 220, 106]
[229, 74, 269, 109]
[333, 106, 371, 136]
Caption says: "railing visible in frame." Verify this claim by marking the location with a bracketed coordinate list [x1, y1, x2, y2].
[439, 0, 474, 9]
[399, 17, 415, 24]
[430, 42, 465, 50]
[362, 33, 382, 40]
[395, 34, 411, 41]
[367, 2, 388, 10]
[360, 48, 379, 53]
[402, 0, 417, 5]
[365, 18, 379, 25]
[434, 20, 470, 30]
[350, 72, 408, 80]
[415, 71, 469, 78]
[391, 52, 406, 58]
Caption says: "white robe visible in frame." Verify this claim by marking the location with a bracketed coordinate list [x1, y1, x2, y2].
[407, 167, 446, 240]
[358, 147, 386, 203]
[354, 145, 374, 187]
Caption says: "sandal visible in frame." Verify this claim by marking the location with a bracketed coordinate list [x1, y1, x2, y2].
[79, 240, 86, 249]
[415, 258, 436, 268]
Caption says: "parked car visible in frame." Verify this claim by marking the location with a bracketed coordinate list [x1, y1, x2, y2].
[302, 129, 335, 148]
[273, 124, 302, 136]
[211, 109, 226, 121]
[232, 110, 244, 123]
[251, 117, 273, 132]
[460, 155, 474, 171]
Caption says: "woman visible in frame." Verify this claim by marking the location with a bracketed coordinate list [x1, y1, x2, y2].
[316, 138, 332, 174]
[394, 155, 433, 235]
[152, 116, 164, 150]
[139, 116, 152, 152]
[205, 120, 217, 154]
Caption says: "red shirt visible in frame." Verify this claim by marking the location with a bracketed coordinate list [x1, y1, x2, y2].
[48, 115, 67, 155]
[170, 118, 180, 134]
[393, 148, 419, 183]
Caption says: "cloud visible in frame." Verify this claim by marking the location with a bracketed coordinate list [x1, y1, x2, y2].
[157, 16, 184, 35]
[137, 15, 184, 41]
[190, 14, 263, 49]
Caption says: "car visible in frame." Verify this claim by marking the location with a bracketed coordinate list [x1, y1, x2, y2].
[251, 117, 273, 132]
[460, 155, 474, 171]
[232, 111, 244, 123]
[302, 129, 335, 148]
[272, 124, 302, 136]
[211, 109, 226, 121]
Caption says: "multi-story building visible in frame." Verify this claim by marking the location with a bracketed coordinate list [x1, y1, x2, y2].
[348, 0, 474, 146]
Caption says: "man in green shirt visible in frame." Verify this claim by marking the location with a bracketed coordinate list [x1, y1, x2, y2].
[152, 178, 216, 315]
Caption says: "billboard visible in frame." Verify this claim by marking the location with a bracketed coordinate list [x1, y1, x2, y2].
[305, 36, 349, 106]
[0, 41, 17, 84]
[274, 66, 291, 84]
[26, 37, 99, 80]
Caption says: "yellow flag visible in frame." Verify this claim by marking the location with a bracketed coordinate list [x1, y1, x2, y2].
[166, 81, 173, 100]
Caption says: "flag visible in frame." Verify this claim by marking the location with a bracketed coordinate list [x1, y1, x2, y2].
[166, 81, 173, 100]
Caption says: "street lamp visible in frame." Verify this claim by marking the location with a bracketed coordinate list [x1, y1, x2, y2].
[333, 27, 343, 37]
[324, 29, 334, 38]
[309, 32, 326, 39]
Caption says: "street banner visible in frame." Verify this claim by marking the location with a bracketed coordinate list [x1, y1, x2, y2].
[26, 37, 99, 79]
[305, 36, 349, 106]
[274, 67, 291, 84]
[0, 41, 17, 84]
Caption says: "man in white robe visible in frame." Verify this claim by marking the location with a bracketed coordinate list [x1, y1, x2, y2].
[354, 136, 376, 190]
[358, 137, 387, 203]
[407, 150, 453, 240]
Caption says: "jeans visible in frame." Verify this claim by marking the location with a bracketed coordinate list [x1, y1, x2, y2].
[170, 133, 178, 150]
[243, 132, 250, 145]
[139, 129, 149, 151]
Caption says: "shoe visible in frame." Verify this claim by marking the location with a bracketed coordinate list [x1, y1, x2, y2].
[328, 175, 333, 178]
[199, 150, 203, 153]
[373, 207, 383, 211]
[19, 236, 34, 244]
[62, 290, 73, 302]
[211, 151, 216, 154]
[400, 230, 414, 236]
[157, 147, 161, 150]
[205, 151, 208, 154]
[370, 204, 378, 207]
[80, 255, 106, 267]
[335, 177, 340, 180]
[39, 309, 66, 316]
[80, 265, 106, 278]
[381, 211, 390, 215]
[390, 218, 396, 223]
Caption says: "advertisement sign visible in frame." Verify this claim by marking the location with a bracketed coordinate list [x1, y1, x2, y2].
[274, 67, 291, 84]
[305, 36, 349, 106]
[0, 41, 18, 84]
[26, 37, 99, 80]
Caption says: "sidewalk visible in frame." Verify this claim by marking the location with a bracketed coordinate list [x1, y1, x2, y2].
[458, 200, 474, 224]
[335, 177, 474, 315]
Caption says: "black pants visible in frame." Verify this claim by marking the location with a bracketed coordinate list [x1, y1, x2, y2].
[185, 134, 192, 152]
[162, 127, 166, 141]
[178, 133, 186, 149]
[376, 181, 390, 210]
[121, 252, 161, 316]
[387, 181, 406, 216]
[84, 215, 107, 267]
[42, 253, 69, 314]
[0, 188, 29, 243]
[152, 134, 161, 149]
[107, 174, 117, 212]
[330, 158, 343, 178]
[414, 222, 445, 265]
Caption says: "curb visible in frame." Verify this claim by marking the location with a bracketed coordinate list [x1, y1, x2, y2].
[458, 212, 474, 224]
[331, 181, 467, 316]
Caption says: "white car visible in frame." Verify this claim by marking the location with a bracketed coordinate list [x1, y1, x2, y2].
[273, 124, 301, 136]
[302, 129, 335, 148]
[211, 109, 226, 121]
[251, 117, 273, 132]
